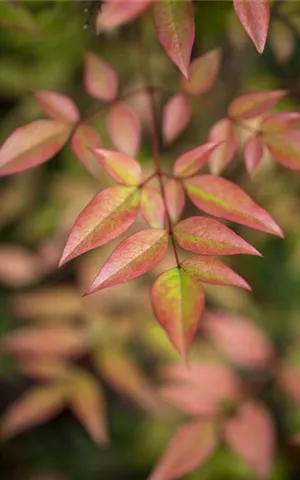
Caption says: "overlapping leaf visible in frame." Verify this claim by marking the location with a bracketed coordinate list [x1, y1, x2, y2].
[71, 124, 102, 175]
[244, 135, 264, 176]
[228, 90, 287, 120]
[174, 142, 221, 178]
[106, 102, 141, 156]
[233, 0, 270, 53]
[208, 118, 238, 174]
[84, 52, 118, 102]
[91, 148, 142, 185]
[264, 130, 300, 170]
[165, 179, 186, 223]
[34, 90, 80, 124]
[181, 49, 221, 96]
[141, 187, 165, 228]
[260, 112, 300, 133]
[162, 93, 191, 144]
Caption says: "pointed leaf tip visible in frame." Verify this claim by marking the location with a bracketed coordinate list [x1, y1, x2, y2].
[234, 0, 270, 53]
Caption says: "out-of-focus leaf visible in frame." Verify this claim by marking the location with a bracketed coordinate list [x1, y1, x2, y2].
[208, 118, 238, 174]
[162, 93, 191, 145]
[96, 0, 152, 31]
[153, 0, 195, 78]
[264, 130, 300, 170]
[181, 49, 221, 96]
[0, 3, 39, 33]
[225, 401, 275, 479]
[0, 245, 40, 287]
[91, 148, 142, 185]
[59, 186, 140, 266]
[203, 311, 274, 368]
[174, 142, 221, 178]
[34, 91, 80, 124]
[174, 216, 260, 256]
[228, 90, 287, 120]
[106, 102, 141, 156]
[260, 112, 300, 133]
[18, 359, 69, 381]
[0, 386, 66, 439]
[184, 175, 283, 237]
[84, 52, 118, 102]
[71, 124, 102, 176]
[269, 19, 295, 65]
[233, 0, 270, 53]
[86, 229, 168, 294]
[0, 120, 71, 176]
[277, 363, 300, 404]
[244, 135, 264, 177]
[151, 268, 205, 359]
[165, 179, 186, 223]
[141, 187, 165, 228]
[148, 420, 216, 480]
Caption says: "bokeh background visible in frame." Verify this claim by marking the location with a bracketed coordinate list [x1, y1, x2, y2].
[1, 1, 300, 479]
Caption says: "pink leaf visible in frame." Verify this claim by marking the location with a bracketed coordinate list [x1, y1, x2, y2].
[184, 175, 283, 237]
[203, 311, 274, 368]
[208, 118, 238, 174]
[106, 102, 141, 156]
[84, 52, 118, 102]
[96, 0, 152, 32]
[151, 267, 205, 359]
[34, 90, 80, 124]
[85, 229, 168, 294]
[264, 130, 300, 170]
[228, 90, 287, 120]
[141, 187, 165, 228]
[162, 93, 191, 145]
[225, 401, 275, 479]
[174, 216, 260, 256]
[174, 142, 221, 178]
[0, 120, 71, 176]
[59, 186, 140, 266]
[260, 112, 300, 133]
[153, 0, 195, 78]
[181, 48, 221, 96]
[233, 0, 270, 53]
[71, 124, 102, 176]
[161, 363, 242, 416]
[165, 179, 186, 223]
[181, 256, 251, 290]
[91, 148, 142, 185]
[148, 420, 216, 480]
[244, 135, 264, 176]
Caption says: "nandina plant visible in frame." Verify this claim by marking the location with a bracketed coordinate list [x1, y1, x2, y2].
[1, 0, 300, 478]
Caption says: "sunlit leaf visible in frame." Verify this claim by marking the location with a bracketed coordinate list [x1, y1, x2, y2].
[208, 118, 238, 174]
[59, 186, 140, 266]
[228, 90, 287, 120]
[153, 0, 195, 78]
[151, 268, 205, 359]
[106, 102, 141, 156]
[174, 142, 221, 178]
[165, 179, 186, 223]
[244, 135, 264, 176]
[264, 130, 300, 170]
[233, 0, 270, 53]
[148, 420, 216, 480]
[34, 90, 80, 124]
[84, 52, 118, 102]
[71, 124, 102, 176]
[86, 229, 168, 294]
[91, 148, 142, 185]
[141, 187, 165, 228]
[225, 401, 275, 479]
[181, 49, 221, 96]
[184, 175, 283, 237]
[96, 0, 152, 31]
[174, 216, 260, 256]
[0, 120, 71, 176]
[162, 93, 191, 145]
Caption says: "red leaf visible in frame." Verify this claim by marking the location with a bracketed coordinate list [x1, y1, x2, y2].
[181, 49, 221, 96]
[203, 311, 274, 368]
[34, 90, 80, 124]
[85, 229, 168, 294]
[96, 0, 152, 32]
[228, 90, 287, 120]
[181, 256, 251, 290]
[153, 0, 195, 78]
[141, 187, 165, 228]
[151, 268, 205, 359]
[59, 186, 140, 266]
[91, 148, 142, 185]
[233, 0, 270, 53]
[165, 179, 186, 223]
[174, 216, 260, 256]
[161, 363, 242, 416]
[106, 102, 141, 156]
[162, 93, 191, 145]
[264, 130, 300, 170]
[260, 112, 300, 133]
[0, 120, 71, 176]
[0, 386, 65, 439]
[174, 142, 221, 178]
[208, 118, 238, 174]
[184, 175, 283, 237]
[148, 420, 216, 480]
[84, 52, 118, 102]
[277, 363, 300, 404]
[244, 135, 264, 176]
[225, 401, 275, 479]
[71, 124, 102, 176]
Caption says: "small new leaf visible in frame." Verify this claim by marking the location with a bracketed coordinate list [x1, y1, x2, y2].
[84, 52, 119, 102]
[165, 179, 186, 223]
[209, 118, 238, 174]
[181, 49, 221, 96]
[244, 135, 264, 177]
[34, 90, 80, 124]
[162, 93, 191, 145]
[106, 102, 141, 156]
